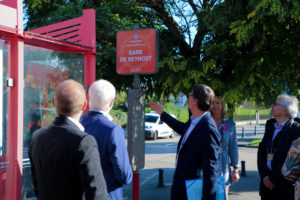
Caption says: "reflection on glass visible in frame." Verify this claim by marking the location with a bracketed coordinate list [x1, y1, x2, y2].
[22, 45, 84, 199]
[0, 40, 8, 200]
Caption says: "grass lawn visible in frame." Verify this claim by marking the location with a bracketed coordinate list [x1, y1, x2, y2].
[234, 108, 270, 115]
[248, 139, 262, 146]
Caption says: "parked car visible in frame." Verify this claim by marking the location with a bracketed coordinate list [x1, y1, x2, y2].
[144, 112, 175, 140]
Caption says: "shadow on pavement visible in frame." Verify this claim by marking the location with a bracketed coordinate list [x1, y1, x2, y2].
[123, 169, 260, 199]
[229, 170, 260, 194]
[123, 168, 174, 200]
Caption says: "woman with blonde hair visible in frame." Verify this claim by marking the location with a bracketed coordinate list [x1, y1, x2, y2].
[210, 96, 240, 199]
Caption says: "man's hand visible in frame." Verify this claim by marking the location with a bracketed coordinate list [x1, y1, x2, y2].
[263, 176, 276, 190]
[149, 101, 164, 115]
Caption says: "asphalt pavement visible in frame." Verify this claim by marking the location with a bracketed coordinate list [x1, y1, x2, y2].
[123, 120, 266, 200]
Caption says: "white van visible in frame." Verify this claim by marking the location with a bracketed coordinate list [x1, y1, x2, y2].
[144, 113, 175, 140]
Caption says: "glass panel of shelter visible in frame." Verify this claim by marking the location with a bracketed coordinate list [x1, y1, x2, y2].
[22, 44, 84, 199]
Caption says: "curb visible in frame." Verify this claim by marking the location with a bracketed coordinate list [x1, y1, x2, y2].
[236, 119, 267, 127]
[238, 144, 259, 148]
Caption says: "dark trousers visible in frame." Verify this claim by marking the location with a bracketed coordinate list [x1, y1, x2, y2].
[260, 181, 294, 200]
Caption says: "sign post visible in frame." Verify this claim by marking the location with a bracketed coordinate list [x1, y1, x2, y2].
[117, 24, 158, 200]
[117, 24, 158, 74]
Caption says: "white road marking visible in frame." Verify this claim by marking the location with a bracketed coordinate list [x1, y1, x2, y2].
[140, 173, 157, 186]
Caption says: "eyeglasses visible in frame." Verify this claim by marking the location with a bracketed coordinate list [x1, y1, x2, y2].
[187, 93, 193, 98]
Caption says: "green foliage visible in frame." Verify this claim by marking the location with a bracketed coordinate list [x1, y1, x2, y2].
[110, 91, 128, 126]
[163, 103, 189, 123]
[111, 109, 127, 127]
[145, 102, 189, 122]
[23, 0, 300, 109]
[248, 139, 262, 146]
[229, 0, 300, 105]
[145, 107, 152, 113]
[113, 91, 127, 111]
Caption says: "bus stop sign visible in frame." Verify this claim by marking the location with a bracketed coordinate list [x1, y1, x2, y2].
[116, 29, 158, 74]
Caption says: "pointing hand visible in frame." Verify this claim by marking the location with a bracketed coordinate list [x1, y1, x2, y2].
[149, 100, 164, 115]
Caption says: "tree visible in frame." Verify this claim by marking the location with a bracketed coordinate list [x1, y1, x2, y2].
[133, 0, 300, 106]
[24, 0, 160, 93]
[24, 0, 300, 107]
[131, 0, 262, 106]
[230, 0, 300, 105]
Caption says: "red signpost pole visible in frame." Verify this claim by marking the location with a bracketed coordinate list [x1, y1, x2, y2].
[132, 171, 140, 200]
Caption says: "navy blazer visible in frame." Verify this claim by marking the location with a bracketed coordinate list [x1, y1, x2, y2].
[29, 116, 108, 200]
[80, 111, 132, 200]
[161, 111, 221, 200]
[257, 118, 300, 199]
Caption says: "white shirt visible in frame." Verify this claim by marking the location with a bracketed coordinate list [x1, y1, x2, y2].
[175, 112, 207, 167]
[66, 116, 85, 132]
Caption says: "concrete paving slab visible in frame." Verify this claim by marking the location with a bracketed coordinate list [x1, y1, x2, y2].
[124, 133, 262, 200]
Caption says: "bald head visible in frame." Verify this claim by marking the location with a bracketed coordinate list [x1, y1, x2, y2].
[54, 80, 86, 116]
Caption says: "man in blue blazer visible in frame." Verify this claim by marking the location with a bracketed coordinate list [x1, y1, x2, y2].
[80, 79, 132, 200]
[29, 80, 108, 200]
[150, 84, 221, 200]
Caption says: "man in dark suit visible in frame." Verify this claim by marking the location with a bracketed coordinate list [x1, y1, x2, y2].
[29, 80, 108, 200]
[258, 94, 300, 200]
[80, 79, 132, 200]
[149, 84, 221, 200]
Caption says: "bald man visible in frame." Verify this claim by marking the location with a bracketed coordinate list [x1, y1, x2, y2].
[29, 80, 108, 200]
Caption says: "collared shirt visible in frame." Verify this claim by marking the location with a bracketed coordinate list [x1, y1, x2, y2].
[272, 120, 288, 141]
[66, 116, 85, 132]
[89, 108, 113, 121]
[267, 119, 289, 170]
[175, 112, 207, 167]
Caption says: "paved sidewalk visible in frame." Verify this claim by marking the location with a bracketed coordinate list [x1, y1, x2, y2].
[228, 147, 260, 200]
[123, 132, 263, 200]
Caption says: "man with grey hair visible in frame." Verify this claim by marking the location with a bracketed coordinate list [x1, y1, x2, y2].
[80, 79, 132, 200]
[258, 94, 300, 200]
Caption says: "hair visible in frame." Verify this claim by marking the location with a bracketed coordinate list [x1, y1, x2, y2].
[277, 94, 299, 118]
[54, 80, 86, 116]
[88, 79, 116, 111]
[211, 96, 227, 119]
[192, 84, 215, 111]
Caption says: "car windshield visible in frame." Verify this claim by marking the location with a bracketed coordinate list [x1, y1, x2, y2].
[145, 115, 159, 123]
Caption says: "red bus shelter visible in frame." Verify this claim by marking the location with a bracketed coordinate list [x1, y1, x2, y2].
[0, 1, 96, 199]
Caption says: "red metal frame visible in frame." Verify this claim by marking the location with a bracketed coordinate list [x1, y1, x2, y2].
[6, 36, 24, 200]
[0, 26, 18, 35]
[0, 0, 17, 9]
[29, 9, 96, 52]
[4, 1, 24, 199]
[0, 1, 96, 199]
